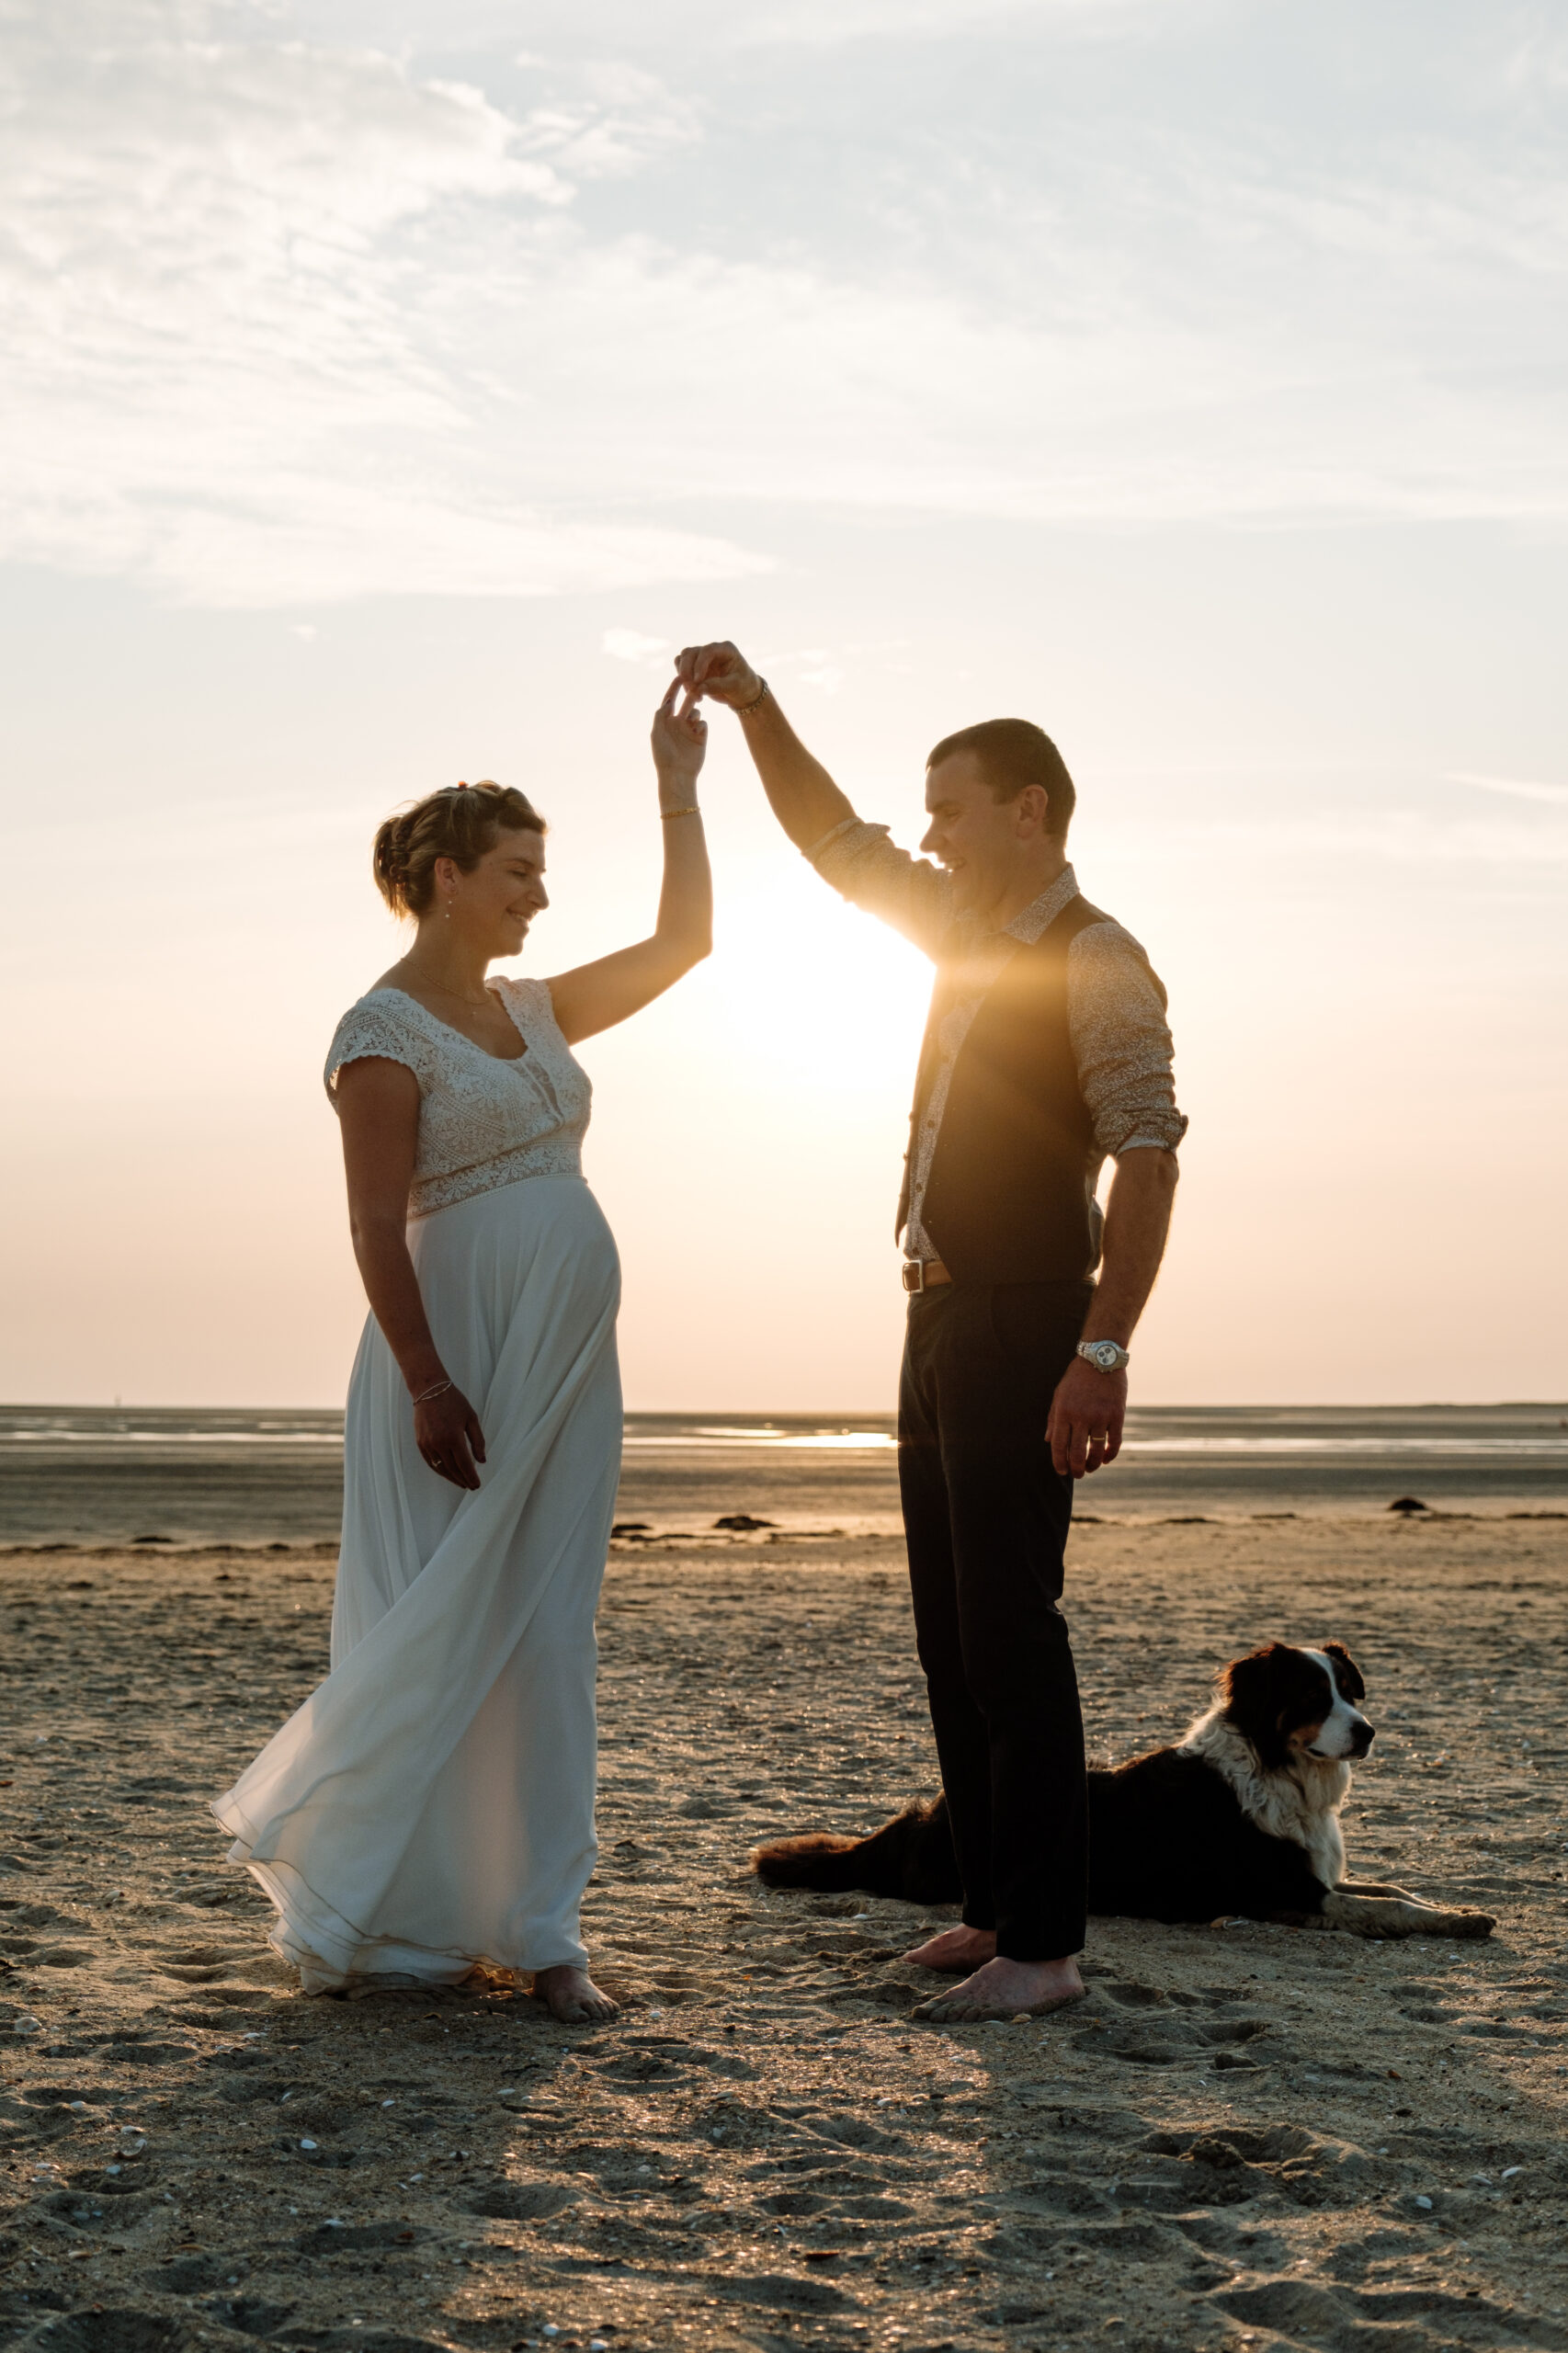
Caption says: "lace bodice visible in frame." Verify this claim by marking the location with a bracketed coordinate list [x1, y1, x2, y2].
[324, 979, 591, 1219]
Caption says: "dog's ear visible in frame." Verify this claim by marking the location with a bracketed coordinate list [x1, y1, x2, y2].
[1219, 1644, 1296, 1764]
[1219, 1646, 1275, 1720]
[1323, 1642, 1366, 1703]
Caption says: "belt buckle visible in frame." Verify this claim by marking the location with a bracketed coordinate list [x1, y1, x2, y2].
[901, 1259, 926, 1295]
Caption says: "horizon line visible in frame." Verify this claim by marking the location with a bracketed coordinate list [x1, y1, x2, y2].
[5, 1400, 1566, 1418]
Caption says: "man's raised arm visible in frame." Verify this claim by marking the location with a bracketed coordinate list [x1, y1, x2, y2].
[676, 641, 855, 851]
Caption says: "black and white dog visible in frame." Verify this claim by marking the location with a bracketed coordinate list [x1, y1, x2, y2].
[755, 1642, 1494, 1940]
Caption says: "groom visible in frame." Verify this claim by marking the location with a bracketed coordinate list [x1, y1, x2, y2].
[677, 642, 1186, 2022]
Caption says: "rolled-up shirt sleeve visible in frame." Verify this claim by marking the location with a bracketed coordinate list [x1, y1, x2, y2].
[806, 818, 954, 962]
[1068, 922, 1187, 1158]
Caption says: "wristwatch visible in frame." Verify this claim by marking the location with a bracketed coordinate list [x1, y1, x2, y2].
[1077, 1339, 1131, 1374]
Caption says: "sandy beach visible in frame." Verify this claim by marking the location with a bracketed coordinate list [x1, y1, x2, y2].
[4, 1508, 1567, 2353]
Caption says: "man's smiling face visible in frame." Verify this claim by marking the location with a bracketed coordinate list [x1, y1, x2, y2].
[919, 750, 1052, 923]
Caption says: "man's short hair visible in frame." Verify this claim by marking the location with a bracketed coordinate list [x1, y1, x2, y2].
[926, 719, 1076, 840]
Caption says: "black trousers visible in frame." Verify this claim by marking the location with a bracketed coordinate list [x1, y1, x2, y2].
[898, 1279, 1091, 1961]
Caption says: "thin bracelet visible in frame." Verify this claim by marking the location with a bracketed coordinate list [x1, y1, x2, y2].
[737, 676, 769, 716]
[660, 804, 702, 821]
[412, 1378, 453, 1406]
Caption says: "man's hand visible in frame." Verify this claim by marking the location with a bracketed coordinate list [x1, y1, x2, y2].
[1046, 1359, 1127, 1479]
[674, 641, 762, 710]
[1046, 1147, 1177, 1479]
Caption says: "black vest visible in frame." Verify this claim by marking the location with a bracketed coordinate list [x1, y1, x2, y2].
[901, 892, 1153, 1284]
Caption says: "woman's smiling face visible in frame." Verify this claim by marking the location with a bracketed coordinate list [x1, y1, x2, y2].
[436, 824, 549, 957]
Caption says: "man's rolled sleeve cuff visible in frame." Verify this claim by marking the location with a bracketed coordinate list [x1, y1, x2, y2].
[1107, 1116, 1188, 1158]
[805, 817, 891, 877]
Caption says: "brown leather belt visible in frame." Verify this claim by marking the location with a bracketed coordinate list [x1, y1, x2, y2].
[901, 1258, 953, 1294]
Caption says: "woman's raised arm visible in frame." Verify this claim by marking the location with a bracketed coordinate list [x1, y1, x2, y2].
[546, 683, 714, 1045]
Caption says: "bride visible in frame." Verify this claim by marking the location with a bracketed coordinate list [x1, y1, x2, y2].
[214, 686, 711, 2022]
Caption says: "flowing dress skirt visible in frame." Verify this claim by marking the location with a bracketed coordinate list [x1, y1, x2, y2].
[213, 1175, 621, 1991]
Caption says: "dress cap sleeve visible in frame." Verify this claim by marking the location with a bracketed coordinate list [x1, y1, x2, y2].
[324, 995, 426, 1097]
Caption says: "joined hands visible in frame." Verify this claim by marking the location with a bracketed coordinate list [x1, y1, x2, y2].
[672, 641, 761, 712]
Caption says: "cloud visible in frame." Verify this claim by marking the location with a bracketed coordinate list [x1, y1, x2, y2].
[514, 63, 703, 180]
[449, 228, 1568, 528]
[708, 0, 1144, 43]
[4, 0, 1567, 608]
[1449, 769, 1568, 805]
[0, 2, 765, 603]
[1106, 806, 1568, 874]
[603, 627, 670, 662]
[506, 0, 1157, 51]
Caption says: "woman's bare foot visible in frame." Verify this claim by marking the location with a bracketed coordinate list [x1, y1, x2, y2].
[532, 1964, 619, 2024]
[913, 1953, 1085, 2023]
[904, 1924, 997, 1973]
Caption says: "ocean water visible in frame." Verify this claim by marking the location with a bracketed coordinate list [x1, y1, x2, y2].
[3, 1402, 1566, 1545]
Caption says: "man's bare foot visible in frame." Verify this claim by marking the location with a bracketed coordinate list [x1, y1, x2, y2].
[912, 1953, 1085, 2023]
[532, 1964, 619, 2024]
[904, 1924, 997, 1973]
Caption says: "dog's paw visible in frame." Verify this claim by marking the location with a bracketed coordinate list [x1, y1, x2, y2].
[1434, 1906, 1495, 1939]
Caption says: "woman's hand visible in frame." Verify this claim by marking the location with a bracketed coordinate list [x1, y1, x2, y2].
[651, 678, 707, 801]
[414, 1383, 486, 1490]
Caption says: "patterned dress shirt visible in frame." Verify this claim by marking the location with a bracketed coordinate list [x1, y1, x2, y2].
[808, 823, 1187, 1263]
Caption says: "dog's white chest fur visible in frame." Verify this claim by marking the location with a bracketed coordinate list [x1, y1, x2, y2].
[1179, 1711, 1348, 1889]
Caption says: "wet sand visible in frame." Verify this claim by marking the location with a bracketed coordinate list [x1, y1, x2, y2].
[4, 1511, 1567, 2353]
[7, 1403, 1568, 1545]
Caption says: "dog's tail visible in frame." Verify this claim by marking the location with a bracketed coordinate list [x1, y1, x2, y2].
[754, 1795, 961, 1903]
[753, 1832, 869, 1892]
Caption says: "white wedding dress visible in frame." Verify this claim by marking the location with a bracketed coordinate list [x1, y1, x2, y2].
[213, 978, 621, 1993]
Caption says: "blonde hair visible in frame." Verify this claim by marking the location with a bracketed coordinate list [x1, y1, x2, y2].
[371, 780, 547, 918]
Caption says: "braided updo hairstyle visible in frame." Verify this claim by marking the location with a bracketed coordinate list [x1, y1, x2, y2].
[371, 781, 547, 919]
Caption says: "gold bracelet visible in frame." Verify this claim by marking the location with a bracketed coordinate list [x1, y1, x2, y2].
[660, 804, 702, 821]
[737, 676, 770, 716]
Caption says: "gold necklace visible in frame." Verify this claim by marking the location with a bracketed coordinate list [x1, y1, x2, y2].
[403, 963, 494, 1012]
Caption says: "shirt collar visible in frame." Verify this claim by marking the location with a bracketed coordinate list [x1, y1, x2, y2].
[1003, 862, 1078, 946]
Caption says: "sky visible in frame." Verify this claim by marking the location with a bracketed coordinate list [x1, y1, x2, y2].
[2, 0, 1565, 1409]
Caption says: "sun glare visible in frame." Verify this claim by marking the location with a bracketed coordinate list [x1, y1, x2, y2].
[710, 881, 932, 1092]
